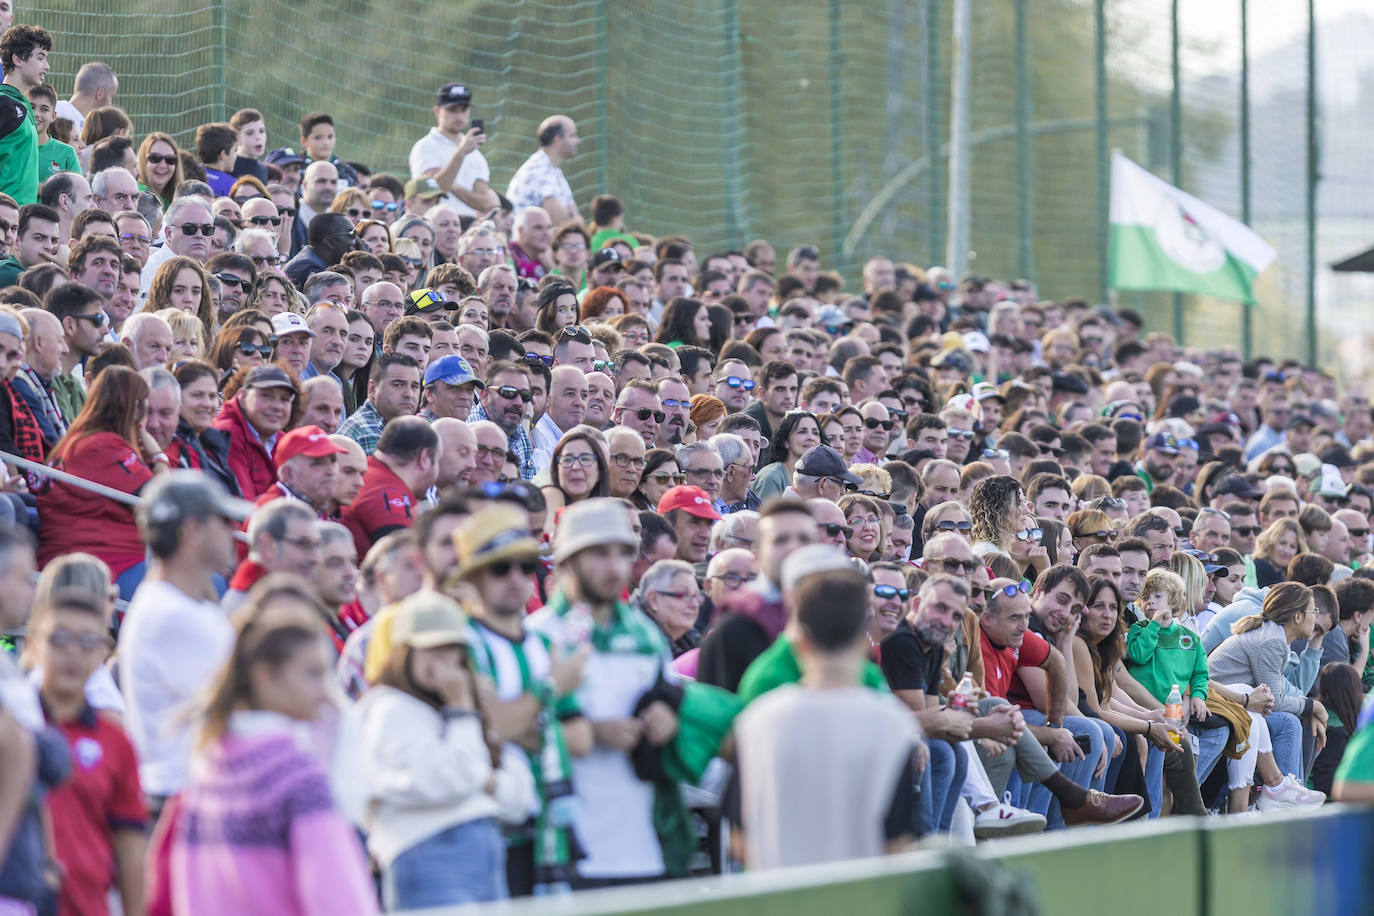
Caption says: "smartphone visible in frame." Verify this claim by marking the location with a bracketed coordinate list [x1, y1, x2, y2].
[1074, 734, 1093, 755]
[471, 118, 484, 133]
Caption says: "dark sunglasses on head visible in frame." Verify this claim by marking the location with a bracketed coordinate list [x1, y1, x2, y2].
[238, 341, 273, 358]
[820, 522, 854, 539]
[863, 417, 894, 431]
[215, 273, 251, 291]
[179, 222, 215, 236]
[246, 215, 282, 227]
[718, 376, 755, 390]
[873, 584, 910, 600]
[556, 325, 592, 343]
[629, 407, 667, 423]
[1090, 496, 1126, 510]
[995, 580, 1032, 597]
[488, 558, 539, 577]
[935, 519, 973, 532]
[522, 352, 554, 367]
[858, 489, 890, 499]
[495, 385, 533, 402]
[145, 152, 177, 165]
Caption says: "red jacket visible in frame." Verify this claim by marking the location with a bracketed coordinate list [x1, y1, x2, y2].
[211, 395, 277, 499]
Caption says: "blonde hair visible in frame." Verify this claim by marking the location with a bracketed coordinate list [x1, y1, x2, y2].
[1168, 551, 1207, 614]
[156, 308, 207, 358]
[1142, 568, 1187, 616]
[1071, 474, 1110, 502]
[850, 463, 891, 496]
[1255, 517, 1306, 566]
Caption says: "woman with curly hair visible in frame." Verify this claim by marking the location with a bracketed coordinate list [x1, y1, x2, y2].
[968, 474, 1027, 559]
[247, 271, 298, 317]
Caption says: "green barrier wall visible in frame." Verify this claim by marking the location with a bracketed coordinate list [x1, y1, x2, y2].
[419, 805, 1374, 915]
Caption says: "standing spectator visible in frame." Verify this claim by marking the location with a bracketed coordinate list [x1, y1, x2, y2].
[409, 82, 496, 217]
[30, 590, 145, 916]
[28, 84, 78, 176]
[298, 111, 359, 188]
[154, 578, 379, 916]
[229, 107, 268, 181]
[117, 472, 243, 810]
[54, 61, 116, 140]
[506, 115, 582, 225]
[0, 26, 50, 205]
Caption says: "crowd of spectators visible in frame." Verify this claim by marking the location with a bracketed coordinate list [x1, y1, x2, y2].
[5, 15, 1374, 916]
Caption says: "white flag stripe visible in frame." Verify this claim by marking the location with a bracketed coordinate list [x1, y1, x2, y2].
[1109, 152, 1276, 273]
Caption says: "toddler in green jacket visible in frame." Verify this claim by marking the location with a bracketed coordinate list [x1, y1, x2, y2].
[1126, 568, 1210, 721]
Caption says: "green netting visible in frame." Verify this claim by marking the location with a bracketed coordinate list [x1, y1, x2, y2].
[24, 0, 1374, 365]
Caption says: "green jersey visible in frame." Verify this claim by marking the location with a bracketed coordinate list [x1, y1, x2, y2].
[36, 136, 80, 178]
[0, 85, 38, 205]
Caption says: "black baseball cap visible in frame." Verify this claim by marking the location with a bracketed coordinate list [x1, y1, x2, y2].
[794, 445, 862, 485]
[1213, 474, 1262, 501]
[138, 470, 253, 532]
[590, 247, 623, 270]
[436, 83, 473, 107]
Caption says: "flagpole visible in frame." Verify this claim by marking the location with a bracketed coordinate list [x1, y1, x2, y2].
[1304, 0, 1318, 367]
[1239, 0, 1253, 359]
[1170, 0, 1184, 346]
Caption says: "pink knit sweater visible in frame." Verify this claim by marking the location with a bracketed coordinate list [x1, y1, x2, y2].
[158, 719, 378, 916]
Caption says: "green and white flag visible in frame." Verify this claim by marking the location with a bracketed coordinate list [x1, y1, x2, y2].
[1108, 151, 1275, 304]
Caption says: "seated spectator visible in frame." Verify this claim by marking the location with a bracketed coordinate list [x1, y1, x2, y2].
[1252, 517, 1304, 588]
[637, 558, 703, 657]
[540, 427, 608, 525]
[211, 364, 300, 498]
[37, 366, 169, 598]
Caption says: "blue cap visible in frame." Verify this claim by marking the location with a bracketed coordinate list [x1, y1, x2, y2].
[1144, 431, 1180, 455]
[265, 147, 306, 168]
[424, 354, 484, 389]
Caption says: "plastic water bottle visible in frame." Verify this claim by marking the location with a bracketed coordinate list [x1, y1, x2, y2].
[949, 672, 976, 712]
[1164, 683, 1184, 746]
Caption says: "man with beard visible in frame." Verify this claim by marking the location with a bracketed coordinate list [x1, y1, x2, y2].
[469, 359, 536, 479]
[655, 376, 691, 448]
[529, 498, 681, 887]
[284, 210, 355, 289]
[46, 280, 104, 422]
[1134, 432, 1179, 494]
[532, 365, 586, 469]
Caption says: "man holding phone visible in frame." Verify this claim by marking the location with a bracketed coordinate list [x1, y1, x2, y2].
[408, 81, 498, 217]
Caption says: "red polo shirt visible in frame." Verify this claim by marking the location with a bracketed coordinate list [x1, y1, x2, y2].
[340, 456, 417, 558]
[44, 704, 145, 916]
[36, 431, 154, 576]
[979, 624, 1051, 707]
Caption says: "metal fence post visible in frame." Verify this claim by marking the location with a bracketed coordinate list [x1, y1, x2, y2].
[721, 0, 745, 247]
[923, 0, 943, 266]
[1240, 0, 1253, 358]
[1305, 0, 1318, 366]
[945, 0, 971, 279]
[828, 0, 847, 277]
[211, 0, 227, 121]
[1170, 0, 1184, 344]
[1015, 0, 1032, 282]
[593, 0, 611, 195]
[1095, 0, 1109, 304]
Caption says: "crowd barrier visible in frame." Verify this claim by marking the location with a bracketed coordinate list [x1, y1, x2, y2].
[413, 804, 1374, 915]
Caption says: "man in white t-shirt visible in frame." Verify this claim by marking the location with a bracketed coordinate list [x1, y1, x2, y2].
[54, 61, 117, 140]
[116, 471, 248, 808]
[407, 82, 497, 218]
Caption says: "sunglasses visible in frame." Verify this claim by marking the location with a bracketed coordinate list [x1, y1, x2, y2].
[1037, 444, 1064, 456]
[863, 417, 895, 431]
[629, 407, 667, 423]
[488, 558, 539, 577]
[247, 215, 282, 227]
[858, 489, 890, 499]
[718, 376, 755, 390]
[947, 428, 976, 440]
[145, 152, 177, 165]
[371, 200, 400, 212]
[1348, 527, 1371, 538]
[179, 222, 216, 237]
[661, 398, 686, 409]
[1090, 496, 1126, 510]
[1231, 525, 1261, 537]
[119, 232, 151, 244]
[557, 325, 592, 342]
[648, 471, 685, 486]
[522, 352, 555, 367]
[931, 556, 980, 575]
[820, 522, 854, 539]
[981, 448, 1009, 460]
[73, 311, 110, 328]
[592, 359, 615, 372]
[994, 580, 1032, 597]
[495, 385, 533, 402]
[215, 273, 251, 291]
[278, 206, 298, 218]
[1015, 527, 1044, 542]
[935, 519, 973, 532]
[873, 584, 911, 600]
[238, 341, 274, 358]
[345, 208, 367, 219]
[250, 254, 282, 267]
[1082, 529, 1119, 541]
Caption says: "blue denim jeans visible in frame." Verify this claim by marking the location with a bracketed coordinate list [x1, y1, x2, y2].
[915, 737, 968, 835]
[383, 817, 508, 911]
[1265, 710, 1303, 779]
[1019, 711, 1104, 829]
[1192, 724, 1229, 785]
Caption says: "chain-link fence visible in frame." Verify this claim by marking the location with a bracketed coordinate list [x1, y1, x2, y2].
[26, 0, 1374, 369]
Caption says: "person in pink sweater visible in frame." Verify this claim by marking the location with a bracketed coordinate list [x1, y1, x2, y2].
[149, 576, 379, 916]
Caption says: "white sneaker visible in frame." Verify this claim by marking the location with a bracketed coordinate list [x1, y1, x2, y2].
[973, 796, 1047, 839]
[1256, 774, 1325, 810]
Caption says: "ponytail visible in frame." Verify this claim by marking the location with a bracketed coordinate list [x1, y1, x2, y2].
[1232, 582, 1311, 637]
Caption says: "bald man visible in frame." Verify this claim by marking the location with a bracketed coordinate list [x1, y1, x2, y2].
[430, 416, 477, 498]
[506, 114, 582, 224]
[329, 434, 368, 512]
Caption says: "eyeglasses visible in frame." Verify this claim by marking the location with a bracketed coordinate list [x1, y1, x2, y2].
[119, 231, 151, 244]
[819, 522, 854, 539]
[371, 200, 400, 212]
[647, 471, 685, 486]
[685, 467, 725, 480]
[858, 489, 890, 499]
[488, 558, 539, 577]
[237, 341, 273, 358]
[981, 448, 1009, 460]
[947, 428, 976, 440]
[522, 352, 555, 367]
[655, 589, 701, 603]
[558, 452, 597, 468]
[73, 311, 110, 328]
[1081, 529, 1119, 541]
[994, 580, 1032, 597]
[179, 222, 216, 236]
[931, 556, 980, 575]
[495, 385, 533, 402]
[661, 398, 686, 409]
[278, 206, 298, 218]
[475, 443, 508, 463]
[628, 407, 667, 423]
[934, 519, 973, 532]
[863, 417, 894, 431]
[873, 584, 911, 600]
[1231, 525, 1261, 537]
[1015, 527, 1044, 542]
[46, 629, 110, 652]
[717, 376, 755, 391]
[610, 452, 646, 470]
[710, 571, 756, 589]
[145, 152, 177, 165]
[247, 215, 282, 227]
[215, 272, 251, 291]
[250, 254, 282, 267]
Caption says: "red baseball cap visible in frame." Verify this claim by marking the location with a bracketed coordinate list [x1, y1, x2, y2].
[275, 425, 346, 467]
[657, 485, 722, 521]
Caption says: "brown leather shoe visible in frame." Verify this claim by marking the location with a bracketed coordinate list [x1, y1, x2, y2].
[1061, 790, 1143, 826]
